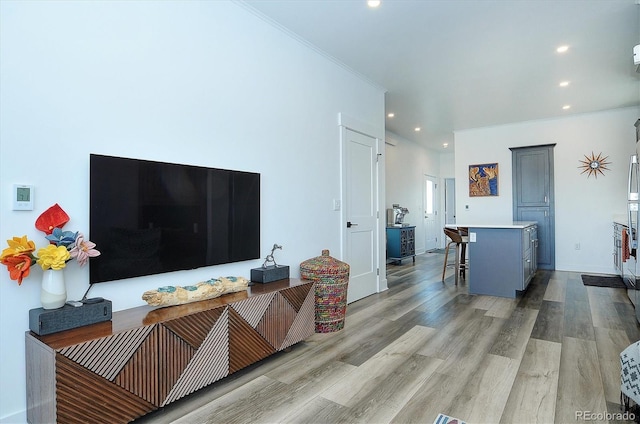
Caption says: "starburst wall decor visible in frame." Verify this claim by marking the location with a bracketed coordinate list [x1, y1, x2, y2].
[578, 152, 610, 178]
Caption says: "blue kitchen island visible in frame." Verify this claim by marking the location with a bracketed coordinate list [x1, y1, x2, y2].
[462, 222, 538, 298]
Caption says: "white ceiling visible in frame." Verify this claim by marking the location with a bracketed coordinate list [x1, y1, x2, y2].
[241, 0, 640, 150]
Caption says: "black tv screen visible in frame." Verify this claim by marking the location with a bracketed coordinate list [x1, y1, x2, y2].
[89, 154, 260, 283]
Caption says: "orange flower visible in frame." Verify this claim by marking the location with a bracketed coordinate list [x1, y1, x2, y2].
[1, 254, 33, 285]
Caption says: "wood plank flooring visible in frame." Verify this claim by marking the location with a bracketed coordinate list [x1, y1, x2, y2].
[135, 252, 640, 424]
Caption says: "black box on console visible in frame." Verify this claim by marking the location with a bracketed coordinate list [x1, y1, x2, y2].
[251, 265, 290, 284]
[29, 299, 112, 335]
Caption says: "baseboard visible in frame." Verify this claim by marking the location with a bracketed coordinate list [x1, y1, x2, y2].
[378, 277, 388, 293]
[555, 264, 617, 275]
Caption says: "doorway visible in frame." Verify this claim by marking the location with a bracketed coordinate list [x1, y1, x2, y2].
[444, 178, 456, 225]
[423, 175, 438, 251]
[341, 125, 381, 303]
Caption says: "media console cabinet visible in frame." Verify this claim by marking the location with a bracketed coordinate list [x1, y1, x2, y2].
[26, 278, 315, 423]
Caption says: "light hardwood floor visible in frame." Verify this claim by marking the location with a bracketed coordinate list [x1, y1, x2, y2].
[136, 252, 640, 424]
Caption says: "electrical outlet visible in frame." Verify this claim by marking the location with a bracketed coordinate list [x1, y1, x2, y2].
[470, 232, 476, 242]
[575, 243, 580, 250]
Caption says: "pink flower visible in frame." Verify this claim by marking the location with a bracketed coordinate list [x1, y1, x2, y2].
[69, 233, 100, 267]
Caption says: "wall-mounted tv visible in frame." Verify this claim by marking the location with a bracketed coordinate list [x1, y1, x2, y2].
[89, 154, 260, 284]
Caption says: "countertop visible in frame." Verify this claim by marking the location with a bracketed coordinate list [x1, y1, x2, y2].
[447, 221, 537, 229]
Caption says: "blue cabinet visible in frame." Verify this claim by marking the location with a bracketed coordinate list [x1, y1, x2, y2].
[386, 226, 416, 264]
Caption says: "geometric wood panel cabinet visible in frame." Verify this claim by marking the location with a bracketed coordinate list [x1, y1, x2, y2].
[26, 279, 315, 424]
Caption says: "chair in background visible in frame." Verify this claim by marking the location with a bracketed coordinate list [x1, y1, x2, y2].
[441, 227, 469, 285]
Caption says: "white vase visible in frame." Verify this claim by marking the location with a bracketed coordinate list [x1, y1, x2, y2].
[41, 269, 66, 309]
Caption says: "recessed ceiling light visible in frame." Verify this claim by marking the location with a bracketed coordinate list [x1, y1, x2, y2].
[367, 0, 381, 8]
[443, 143, 449, 148]
[414, 127, 421, 132]
[562, 105, 571, 110]
[556, 45, 569, 53]
[559, 81, 570, 87]
[387, 113, 395, 118]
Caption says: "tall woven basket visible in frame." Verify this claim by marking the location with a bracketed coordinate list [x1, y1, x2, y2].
[300, 250, 350, 333]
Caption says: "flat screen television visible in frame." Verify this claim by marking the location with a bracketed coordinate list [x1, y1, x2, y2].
[89, 154, 260, 284]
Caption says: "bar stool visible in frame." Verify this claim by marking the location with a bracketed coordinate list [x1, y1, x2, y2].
[457, 227, 469, 278]
[441, 227, 469, 285]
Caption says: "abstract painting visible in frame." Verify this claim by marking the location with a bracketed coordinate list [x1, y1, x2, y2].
[469, 163, 499, 196]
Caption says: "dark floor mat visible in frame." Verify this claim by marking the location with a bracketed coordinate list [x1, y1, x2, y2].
[581, 274, 627, 288]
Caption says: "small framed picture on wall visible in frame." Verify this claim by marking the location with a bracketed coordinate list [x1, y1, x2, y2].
[469, 163, 499, 196]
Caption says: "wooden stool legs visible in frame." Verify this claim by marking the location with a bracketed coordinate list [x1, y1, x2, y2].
[441, 239, 461, 285]
[442, 227, 468, 285]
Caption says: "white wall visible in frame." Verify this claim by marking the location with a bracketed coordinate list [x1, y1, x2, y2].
[385, 131, 441, 253]
[0, 1, 385, 421]
[440, 153, 455, 179]
[454, 107, 640, 274]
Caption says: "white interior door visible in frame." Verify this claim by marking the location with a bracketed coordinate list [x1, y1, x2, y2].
[424, 175, 438, 251]
[344, 128, 378, 303]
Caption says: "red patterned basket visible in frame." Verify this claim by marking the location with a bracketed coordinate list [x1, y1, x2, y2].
[300, 249, 350, 333]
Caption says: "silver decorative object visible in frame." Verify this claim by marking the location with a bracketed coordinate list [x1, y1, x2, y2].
[252, 243, 289, 284]
[262, 243, 282, 268]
